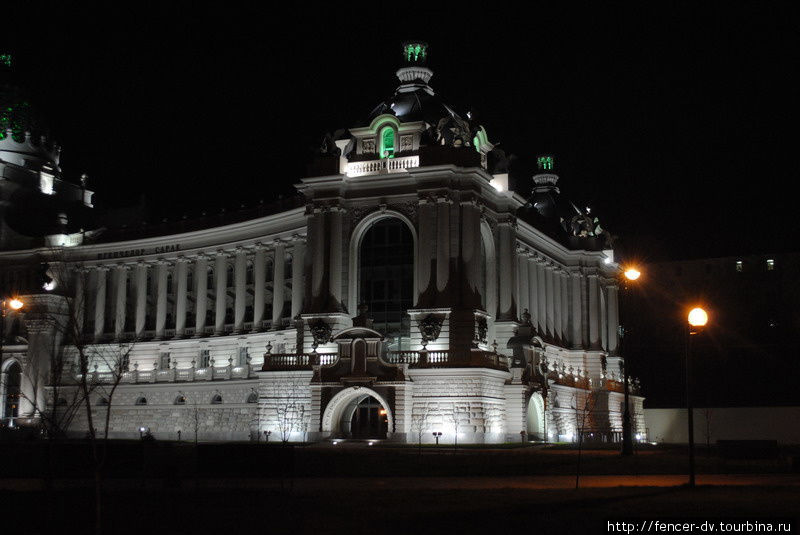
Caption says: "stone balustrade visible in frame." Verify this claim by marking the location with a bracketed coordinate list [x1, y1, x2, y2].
[74, 364, 257, 384]
[346, 155, 420, 177]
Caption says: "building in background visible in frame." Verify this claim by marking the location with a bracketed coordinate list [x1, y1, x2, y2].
[626, 252, 800, 409]
[0, 44, 643, 443]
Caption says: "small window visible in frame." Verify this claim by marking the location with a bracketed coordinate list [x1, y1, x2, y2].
[766, 259, 775, 271]
[159, 352, 170, 370]
[285, 254, 293, 279]
[379, 126, 395, 158]
[174, 395, 186, 405]
[246, 392, 258, 404]
[187, 270, 194, 292]
[210, 394, 223, 405]
[97, 398, 109, 406]
[199, 349, 210, 368]
[135, 397, 147, 406]
[266, 259, 274, 283]
[246, 262, 254, 285]
[226, 265, 234, 288]
[736, 260, 743, 272]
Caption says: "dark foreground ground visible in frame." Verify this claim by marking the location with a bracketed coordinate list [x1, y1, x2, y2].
[2, 441, 798, 534]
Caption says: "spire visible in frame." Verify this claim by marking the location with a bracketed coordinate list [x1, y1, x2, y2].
[396, 41, 433, 84]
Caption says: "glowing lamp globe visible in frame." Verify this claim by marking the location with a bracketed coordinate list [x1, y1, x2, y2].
[688, 307, 708, 327]
[624, 267, 641, 281]
[8, 298, 24, 310]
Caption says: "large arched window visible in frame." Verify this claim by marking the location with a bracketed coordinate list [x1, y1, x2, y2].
[359, 218, 413, 338]
[379, 126, 395, 158]
[2, 361, 21, 419]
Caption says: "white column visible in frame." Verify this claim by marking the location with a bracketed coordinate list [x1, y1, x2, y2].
[114, 265, 128, 339]
[93, 268, 106, 340]
[608, 284, 619, 354]
[272, 240, 286, 329]
[214, 252, 228, 334]
[517, 250, 529, 317]
[545, 264, 554, 339]
[194, 255, 208, 335]
[554, 268, 562, 343]
[561, 271, 570, 346]
[497, 220, 516, 321]
[571, 270, 583, 348]
[309, 206, 325, 310]
[175, 258, 188, 337]
[436, 197, 450, 292]
[600, 284, 609, 351]
[234, 247, 247, 332]
[291, 238, 305, 319]
[416, 198, 435, 306]
[74, 269, 85, 337]
[134, 262, 147, 338]
[252, 245, 266, 330]
[328, 208, 344, 310]
[155, 261, 169, 339]
[588, 273, 600, 349]
[536, 261, 546, 336]
[527, 257, 538, 331]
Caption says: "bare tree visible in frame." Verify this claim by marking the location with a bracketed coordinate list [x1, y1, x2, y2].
[573, 389, 597, 489]
[410, 403, 436, 454]
[25, 249, 136, 535]
[275, 376, 309, 443]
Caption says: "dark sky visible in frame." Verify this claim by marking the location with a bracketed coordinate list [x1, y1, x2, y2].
[4, 5, 798, 262]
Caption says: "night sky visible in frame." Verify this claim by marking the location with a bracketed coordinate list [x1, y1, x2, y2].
[4, 4, 797, 263]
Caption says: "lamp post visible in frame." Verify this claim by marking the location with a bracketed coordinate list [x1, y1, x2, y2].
[0, 297, 24, 424]
[686, 307, 708, 487]
[620, 267, 640, 456]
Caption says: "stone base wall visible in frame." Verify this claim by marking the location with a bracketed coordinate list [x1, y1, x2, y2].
[407, 368, 510, 444]
[63, 380, 260, 441]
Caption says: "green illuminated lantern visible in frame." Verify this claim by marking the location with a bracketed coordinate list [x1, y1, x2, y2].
[402, 42, 428, 64]
[0, 54, 11, 68]
[537, 155, 555, 171]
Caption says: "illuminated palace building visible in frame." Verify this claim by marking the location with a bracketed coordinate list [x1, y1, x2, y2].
[0, 46, 645, 443]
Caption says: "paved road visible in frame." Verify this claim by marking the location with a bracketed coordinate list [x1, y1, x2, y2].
[3, 474, 799, 491]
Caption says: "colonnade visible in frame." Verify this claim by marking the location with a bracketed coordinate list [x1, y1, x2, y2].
[516, 245, 618, 352]
[82, 239, 306, 341]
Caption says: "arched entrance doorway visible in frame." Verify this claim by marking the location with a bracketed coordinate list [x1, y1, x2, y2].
[526, 392, 545, 441]
[340, 395, 388, 439]
[321, 386, 393, 440]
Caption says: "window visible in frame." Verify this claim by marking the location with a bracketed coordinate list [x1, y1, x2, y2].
[736, 260, 743, 272]
[199, 349, 210, 368]
[226, 265, 234, 287]
[359, 218, 413, 338]
[766, 259, 775, 271]
[266, 259, 274, 283]
[379, 126, 395, 158]
[166, 273, 173, 294]
[237, 347, 249, 366]
[210, 394, 223, 405]
[187, 270, 194, 292]
[159, 352, 170, 370]
[96, 398, 109, 406]
[135, 397, 147, 406]
[174, 395, 186, 405]
[285, 254, 293, 279]
[246, 392, 258, 404]
[246, 262, 254, 285]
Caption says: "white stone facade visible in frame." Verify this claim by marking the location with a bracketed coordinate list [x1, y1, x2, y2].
[0, 44, 645, 444]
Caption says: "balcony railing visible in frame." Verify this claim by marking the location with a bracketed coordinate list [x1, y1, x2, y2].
[384, 350, 509, 370]
[346, 155, 420, 177]
[75, 364, 257, 384]
[261, 353, 338, 371]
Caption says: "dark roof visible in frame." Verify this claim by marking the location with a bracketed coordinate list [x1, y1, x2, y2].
[367, 84, 462, 126]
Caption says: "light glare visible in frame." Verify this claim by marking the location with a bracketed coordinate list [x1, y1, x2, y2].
[688, 307, 708, 327]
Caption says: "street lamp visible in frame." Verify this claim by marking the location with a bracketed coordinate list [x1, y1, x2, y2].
[432, 431, 442, 445]
[686, 306, 708, 487]
[1, 297, 24, 424]
[620, 266, 641, 456]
